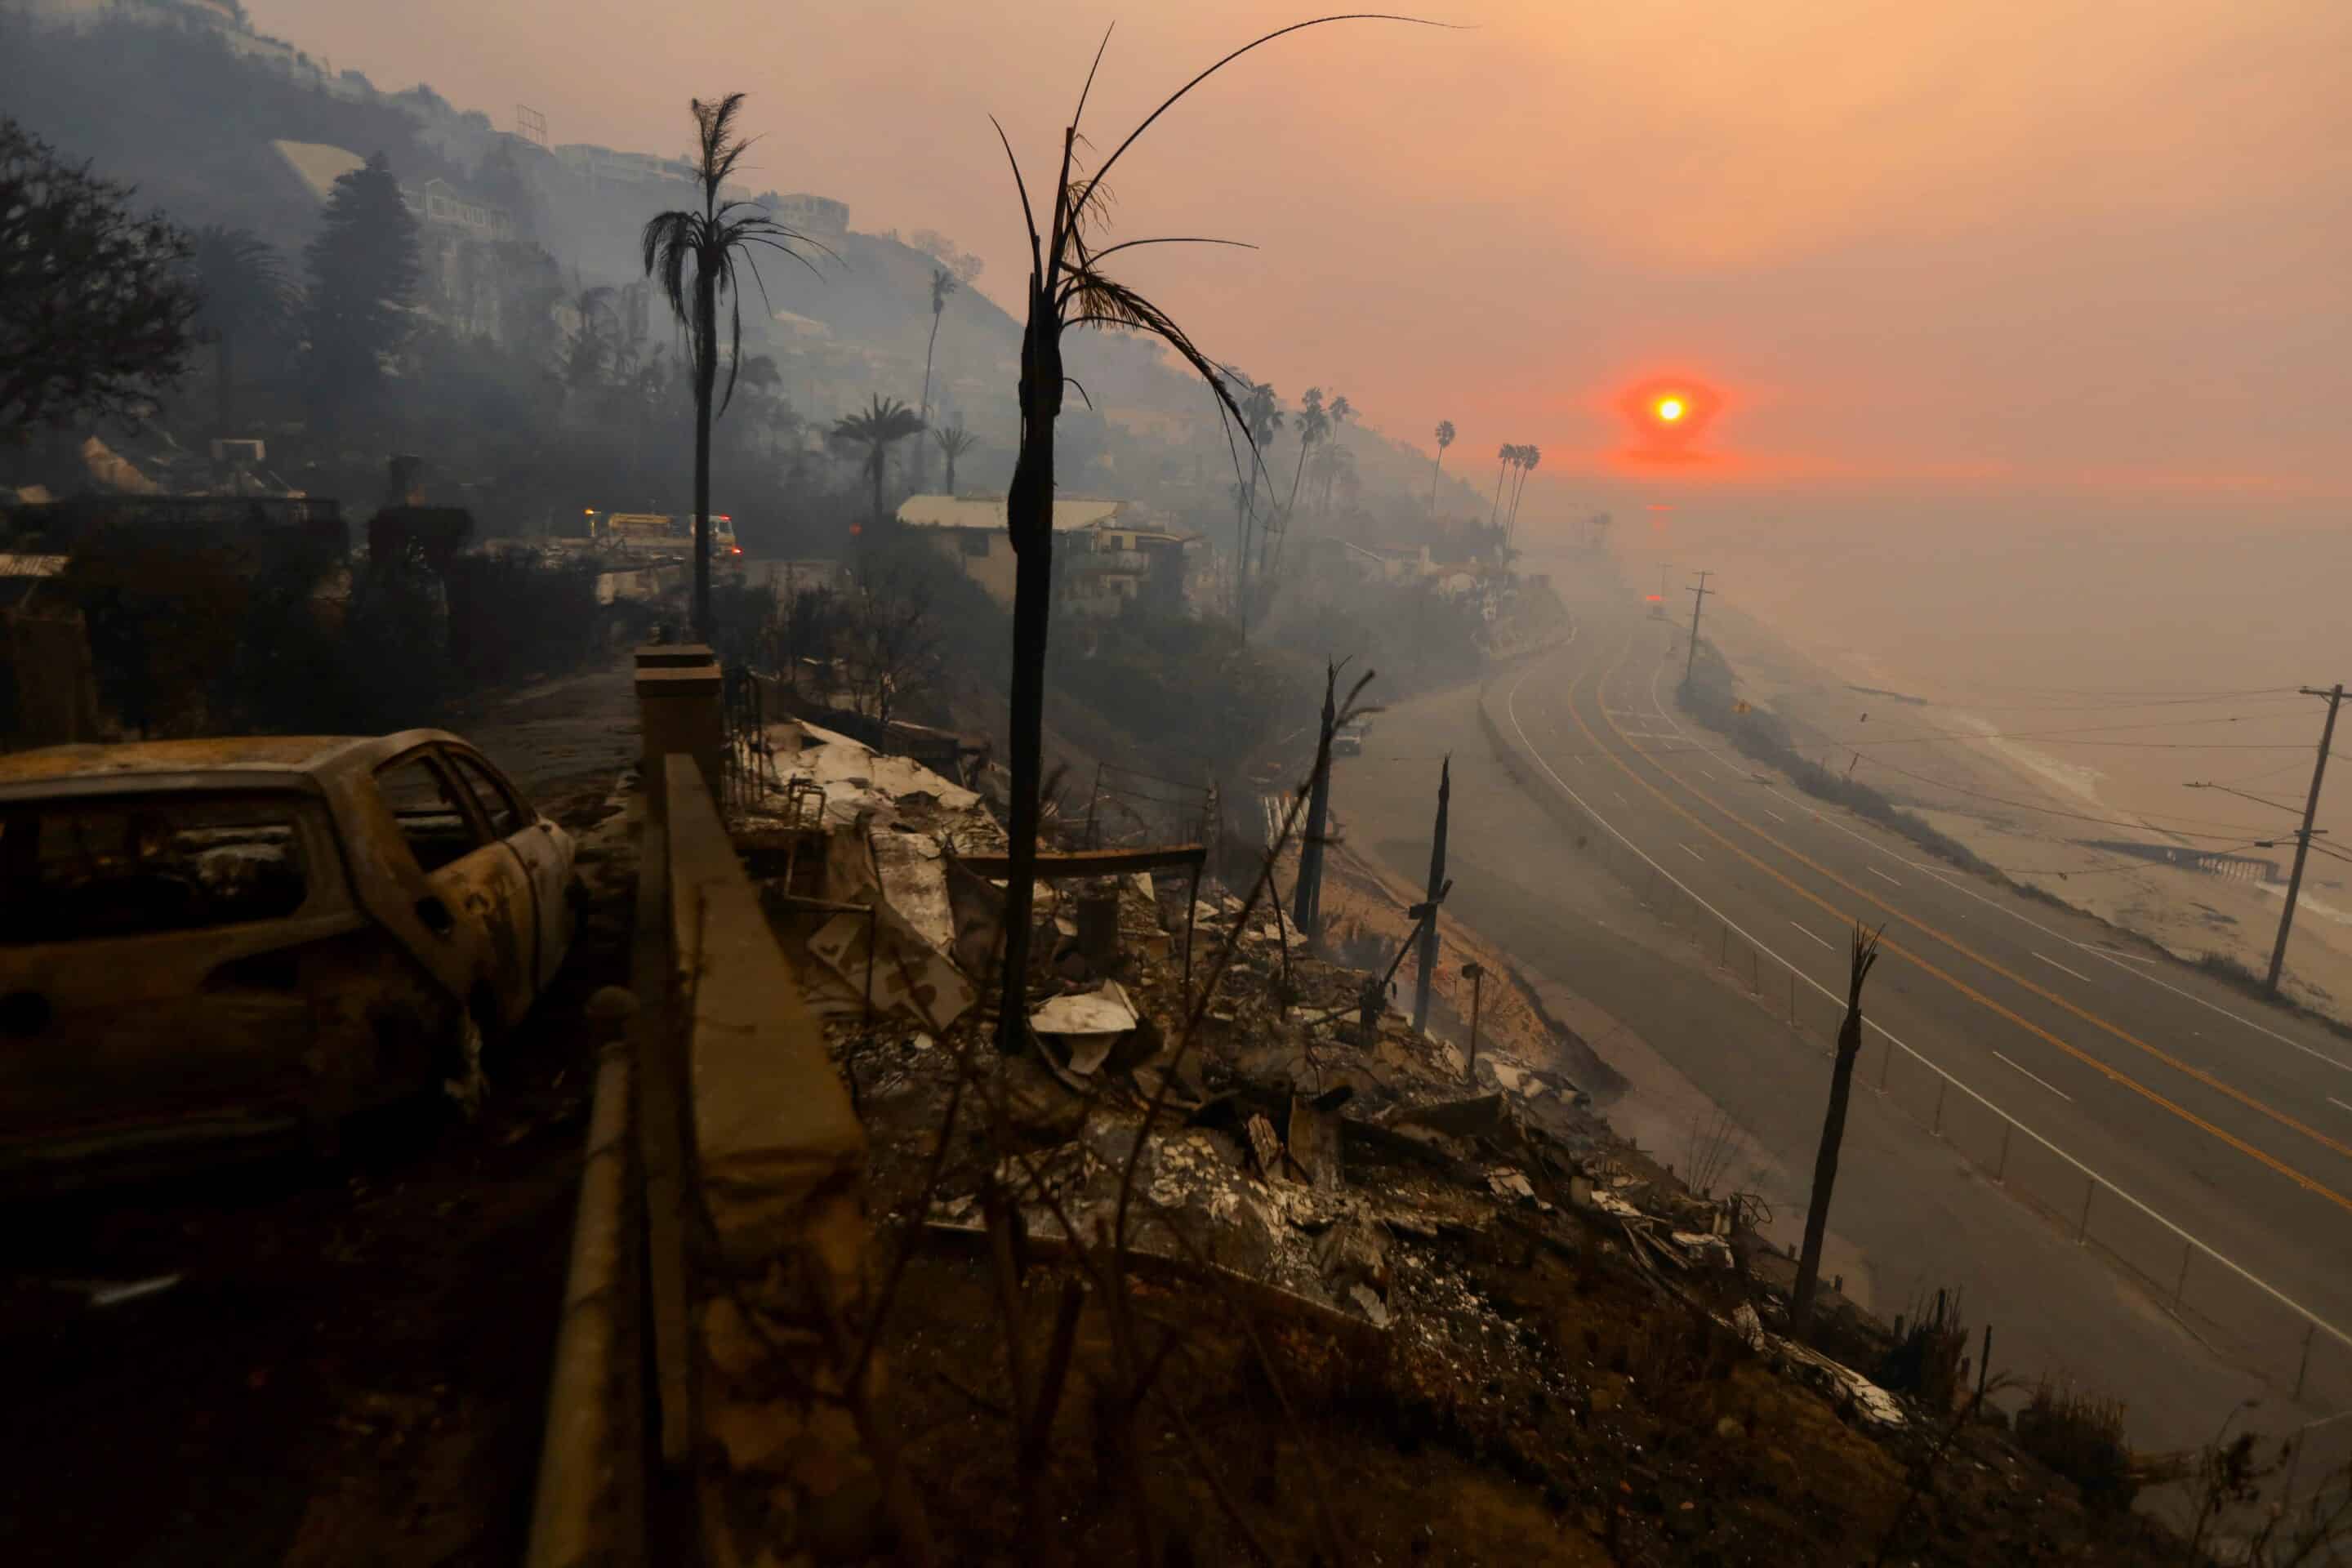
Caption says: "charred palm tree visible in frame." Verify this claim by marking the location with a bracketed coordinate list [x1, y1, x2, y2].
[832, 394, 927, 529]
[1428, 417, 1454, 512]
[933, 422, 977, 492]
[915, 265, 957, 490]
[988, 17, 1428, 1057]
[641, 92, 826, 639]
[185, 225, 287, 435]
[1489, 442, 1512, 527]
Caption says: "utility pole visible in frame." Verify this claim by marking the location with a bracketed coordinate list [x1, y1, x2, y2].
[1413, 755, 1451, 1034]
[1683, 570, 1714, 687]
[2265, 684, 2344, 996]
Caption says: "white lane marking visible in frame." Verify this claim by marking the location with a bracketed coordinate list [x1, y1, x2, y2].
[1791, 921, 1834, 951]
[2328, 1096, 2352, 1113]
[2034, 951, 2092, 983]
[1615, 791, 1630, 807]
[1703, 762, 1727, 780]
[2081, 945, 2157, 965]
[1752, 757, 2352, 1074]
[1765, 808, 1788, 822]
[1868, 866, 1902, 887]
[1502, 656, 2350, 1356]
[1762, 781, 2352, 1076]
[1680, 843, 1704, 862]
[1995, 1052, 2076, 1103]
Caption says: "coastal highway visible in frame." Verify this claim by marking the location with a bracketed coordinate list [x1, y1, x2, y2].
[1335, 595, 2352, 1462]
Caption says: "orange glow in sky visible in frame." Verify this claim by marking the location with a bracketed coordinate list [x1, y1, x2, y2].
[1655, 396, 1686, 423]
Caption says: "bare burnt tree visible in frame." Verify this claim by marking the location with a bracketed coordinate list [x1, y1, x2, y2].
[1793, 922, 1885, 1337]
[840, 564, 946, 731]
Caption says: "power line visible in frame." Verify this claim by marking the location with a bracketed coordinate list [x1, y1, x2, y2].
[1821, 713, 2318, 749]
[1950, 681, 2306, 700]
[1912, 693, 2308, 715]
[1840, 751, 2278, 840]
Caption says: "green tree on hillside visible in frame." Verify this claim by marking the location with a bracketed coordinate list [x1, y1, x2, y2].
[1507, 442, 1540, 543]
[561, 280, 619, 390]
[1225, 370, 1282, 625]
[1317, 390, 1352, 514]
[301, 151, 420, 436]
[185, 225, 287, 435]
[641, 92, 825, 638]
[831, 394, 925, 530]
[0, 117, 195, 440]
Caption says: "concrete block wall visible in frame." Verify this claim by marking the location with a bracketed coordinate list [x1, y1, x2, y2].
[662, 754, 899, 1564]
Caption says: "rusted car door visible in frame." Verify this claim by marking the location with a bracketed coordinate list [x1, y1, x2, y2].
[367, 749, 539, 1028]
[439, 746, 573, 997]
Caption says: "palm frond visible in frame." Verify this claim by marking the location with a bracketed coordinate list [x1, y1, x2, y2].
[988, 115, 1045, 278]
[1064, 274, 1250, 448]
[1087, 15, 1447, 200]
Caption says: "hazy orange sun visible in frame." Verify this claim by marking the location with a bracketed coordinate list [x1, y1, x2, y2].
[1655, 396, 1686, 422]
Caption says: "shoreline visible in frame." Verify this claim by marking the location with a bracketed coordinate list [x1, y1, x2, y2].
[1680, 588, 2352, 1024]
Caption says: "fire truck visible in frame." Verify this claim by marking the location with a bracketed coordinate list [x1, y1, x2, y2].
[582, 510, 742, 558]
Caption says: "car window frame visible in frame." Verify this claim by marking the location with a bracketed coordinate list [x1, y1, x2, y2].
[371, 746, 493, 875]
[438, 746, 529, 841]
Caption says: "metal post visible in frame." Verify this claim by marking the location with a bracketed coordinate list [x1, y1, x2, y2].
[2172, 1239, 2192, 1310]
[1931, 1077, 1947, 1137]
[1994, 1122, 2011, 1183]
[1086, 762, 1103, 849]
[1878, 1033, 1893, 1091]
[1183, 857, 1201, 1004]
[2076, 1176, 2096, 1244]
[1463, 961, 1486, 1082]
[2295, 1323, 2316, 1399]
[1976, 1325, 1993, 1401]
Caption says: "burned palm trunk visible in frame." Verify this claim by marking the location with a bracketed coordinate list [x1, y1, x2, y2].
[993, 280, 1064, 1054]
[692, 268, 718, 642]
[1412, 755, 1450, 1034]
[1291, 664, 1339, 938]
[1792, 924, 1884, 1339]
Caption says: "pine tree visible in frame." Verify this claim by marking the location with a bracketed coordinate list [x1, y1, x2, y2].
[302, 152, 420, 435]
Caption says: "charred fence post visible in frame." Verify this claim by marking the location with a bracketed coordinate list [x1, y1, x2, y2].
[1292, 662, 1340, 939]
[1412, 755, 1450, 1035]
[1462, 960, 1486, 1082]
[1792, 922, 1884, 1339]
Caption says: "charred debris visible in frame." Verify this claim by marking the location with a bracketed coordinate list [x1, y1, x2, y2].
[708, 698, 2189, 1565]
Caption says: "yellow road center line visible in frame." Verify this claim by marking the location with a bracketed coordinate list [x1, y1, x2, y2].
[1561, 630, 2352, 1216]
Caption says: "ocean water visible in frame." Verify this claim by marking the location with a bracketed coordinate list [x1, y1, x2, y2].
[1559, 508, 2352, 847]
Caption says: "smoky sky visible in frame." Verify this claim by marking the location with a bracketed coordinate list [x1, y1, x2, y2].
[256, 0, 2352, 528]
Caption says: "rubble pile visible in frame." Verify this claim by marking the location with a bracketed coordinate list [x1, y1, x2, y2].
[718, 731, 2194, 1564]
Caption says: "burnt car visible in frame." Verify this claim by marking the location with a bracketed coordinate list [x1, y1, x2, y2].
[0, 732, 577, 1186]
